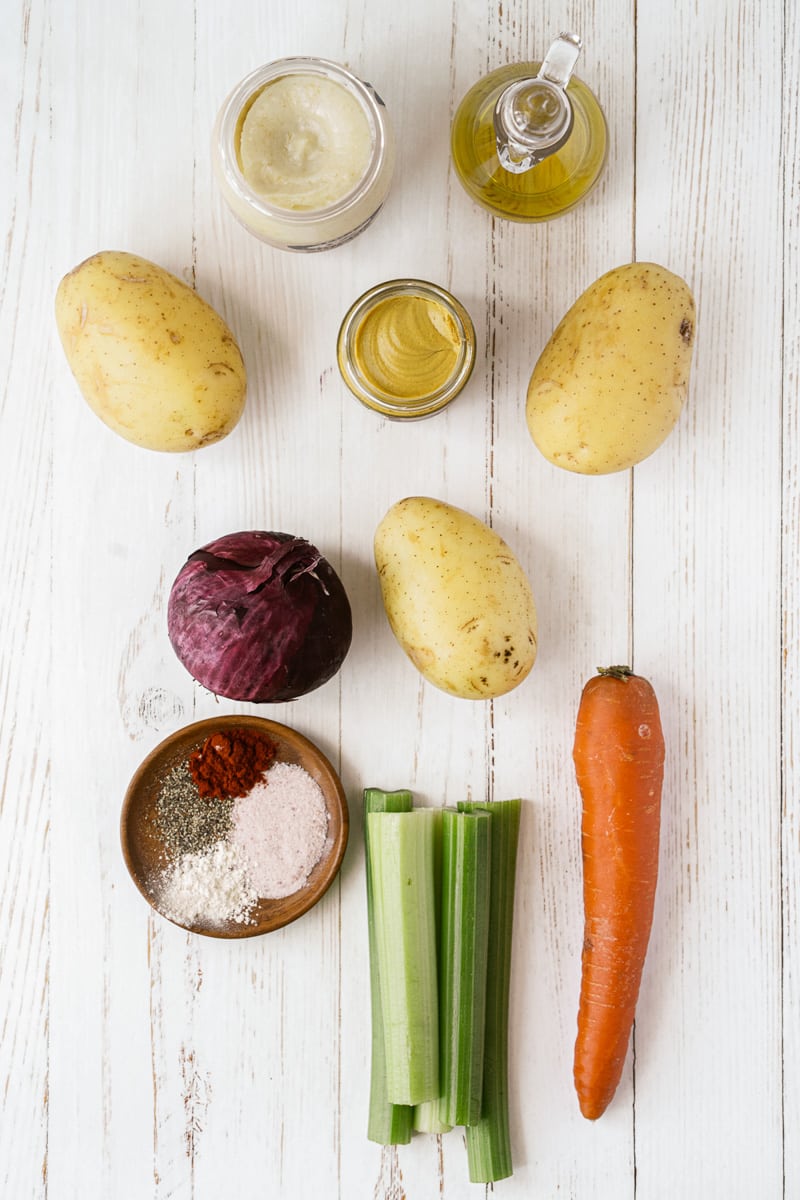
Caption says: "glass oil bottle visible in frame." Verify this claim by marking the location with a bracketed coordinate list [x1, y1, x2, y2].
[451, 33, 607, 222]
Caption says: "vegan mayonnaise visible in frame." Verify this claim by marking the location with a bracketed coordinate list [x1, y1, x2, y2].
[212, 58, 394, 252]
[238, 75, 373, 210]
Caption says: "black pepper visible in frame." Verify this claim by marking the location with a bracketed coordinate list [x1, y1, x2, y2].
[154, 761, 234, 857]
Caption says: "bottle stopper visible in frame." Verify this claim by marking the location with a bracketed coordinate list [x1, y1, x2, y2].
[493, 32, 583, 173]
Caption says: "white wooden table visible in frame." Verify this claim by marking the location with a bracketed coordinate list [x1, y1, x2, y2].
[2, 1, 796, 1196]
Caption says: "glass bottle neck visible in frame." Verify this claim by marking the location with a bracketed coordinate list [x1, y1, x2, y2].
[493, 32, 582, 174]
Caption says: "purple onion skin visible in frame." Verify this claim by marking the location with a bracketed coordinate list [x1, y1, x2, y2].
[167, 531, 352, 702]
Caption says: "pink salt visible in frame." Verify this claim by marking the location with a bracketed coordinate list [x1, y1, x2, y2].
[230, 761, 329, 899]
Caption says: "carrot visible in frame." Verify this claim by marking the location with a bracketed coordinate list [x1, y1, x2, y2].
[572, 665, 665, 1120]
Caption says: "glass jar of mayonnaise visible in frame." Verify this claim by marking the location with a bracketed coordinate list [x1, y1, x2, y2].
[212, 57, 395, 252]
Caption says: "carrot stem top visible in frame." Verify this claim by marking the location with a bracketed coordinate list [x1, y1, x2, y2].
[595, 665, 633, 681]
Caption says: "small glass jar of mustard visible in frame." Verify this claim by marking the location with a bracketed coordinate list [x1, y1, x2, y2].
[212, 57, 395, 252]
[337, 280, 476, 419]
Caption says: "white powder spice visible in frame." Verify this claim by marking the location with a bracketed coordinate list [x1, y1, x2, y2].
[157, 839, 258, 928]
[231, 761, 330, 899]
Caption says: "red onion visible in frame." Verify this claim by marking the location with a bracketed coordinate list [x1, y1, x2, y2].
[167, 530, 352, 702]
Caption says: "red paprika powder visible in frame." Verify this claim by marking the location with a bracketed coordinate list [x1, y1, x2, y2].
[189, 727, 277, 800]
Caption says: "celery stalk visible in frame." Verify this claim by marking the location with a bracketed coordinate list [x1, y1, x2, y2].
[367, 808, 441, 1105]
[414, 809, 451, 1135]
[413, 1099, 452, 1134]
[364, 788, 414, 1145]
[438, 808, 492, 1127]
[458, 799, 521, 1183]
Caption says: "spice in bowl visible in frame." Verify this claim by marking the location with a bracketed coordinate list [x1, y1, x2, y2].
[152, 732, 329, 926]
[158, 839, 259, 928]
[121, 717, 349, 937]
[155, 760, 234, 857]
[229, 762, 329, 898]
[189, 726, 277, 798]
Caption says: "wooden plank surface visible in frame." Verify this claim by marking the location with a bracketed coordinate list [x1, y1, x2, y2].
[0, 0, 793, 1196]
[632, 1, 786, 1195]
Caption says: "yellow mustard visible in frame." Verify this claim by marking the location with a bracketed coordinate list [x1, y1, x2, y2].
[337, 280, 476, 419]
[352, 295, 460, 401]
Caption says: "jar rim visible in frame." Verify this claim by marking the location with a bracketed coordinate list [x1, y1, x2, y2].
[214, 56, 390, 225]
[337, 279, 477, 419]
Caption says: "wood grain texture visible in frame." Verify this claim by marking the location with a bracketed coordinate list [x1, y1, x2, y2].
[632, 1, 785, 1194]
[1, 3, 52, 1197]
[783, 0, 799, 1197]
[0, 0, 792, 1196]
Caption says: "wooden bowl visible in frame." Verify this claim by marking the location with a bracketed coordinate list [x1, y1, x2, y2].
[120, 715, 349, 938]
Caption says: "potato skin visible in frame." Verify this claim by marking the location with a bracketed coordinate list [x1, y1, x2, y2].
[55, 250, 247, 452]
[526, 262, 695, 475]
[374, 496, 537, 699]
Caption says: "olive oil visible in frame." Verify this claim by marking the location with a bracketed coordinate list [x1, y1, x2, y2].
[451, 57, 607, 222]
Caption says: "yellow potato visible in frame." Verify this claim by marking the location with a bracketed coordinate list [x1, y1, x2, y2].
[55, 250, 247, 451]
[374, 496, 537, 699]
[526, 262, 695, 474]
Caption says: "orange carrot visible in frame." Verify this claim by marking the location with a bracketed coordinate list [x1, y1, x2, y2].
[572, 665, 665, 1120]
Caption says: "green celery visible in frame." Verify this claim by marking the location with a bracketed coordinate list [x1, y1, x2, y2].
[438, 808, 492, 1127]
[413, 1099, 452, 1134]
[458, 799, 521, 1183]
[364, 788, 414, 1145]
[367, 808, 441, 1105]
[413, 809, 450, 1135]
